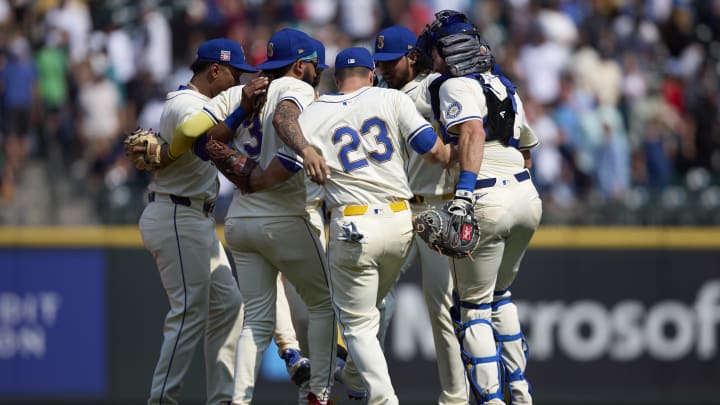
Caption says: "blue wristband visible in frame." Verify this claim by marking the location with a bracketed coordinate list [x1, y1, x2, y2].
[193, 134, 210, 160]
[457, 170, 477, 192]
[223, 106, 247, 131]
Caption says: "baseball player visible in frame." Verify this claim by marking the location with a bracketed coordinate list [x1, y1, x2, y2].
[138, 38, 255, 405]
[167, 36, 333, 402]
[417, 10, 542, 405]
[297, 47, 452, 405]
[373, 25, 469, 405]
[204, 28, 336, 405]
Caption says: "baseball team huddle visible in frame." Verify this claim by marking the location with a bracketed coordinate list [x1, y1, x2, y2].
[126, 9, 542, 405]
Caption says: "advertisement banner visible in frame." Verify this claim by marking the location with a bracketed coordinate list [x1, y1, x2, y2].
[0, 249, 106, 397]
[385, 249, 720, 403]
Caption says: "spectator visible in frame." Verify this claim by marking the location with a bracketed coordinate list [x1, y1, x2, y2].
[0, 35, 37, 202]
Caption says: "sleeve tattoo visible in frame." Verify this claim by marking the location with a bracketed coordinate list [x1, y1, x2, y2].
[273, 100, 309, 154]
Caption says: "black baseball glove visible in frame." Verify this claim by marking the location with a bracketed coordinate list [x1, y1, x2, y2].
[438, 33, 494, 76]
[413, 195, 481, 258]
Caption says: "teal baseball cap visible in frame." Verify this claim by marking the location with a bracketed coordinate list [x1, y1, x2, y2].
[196, 38, 257, 72]
[374, 26, 416, 62]
[256, 28, 316, 70]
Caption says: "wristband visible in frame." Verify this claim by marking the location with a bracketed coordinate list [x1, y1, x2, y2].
[457, 170, 477, 192]
[223, 106, 247, 131]
[192, 134, 210, 161]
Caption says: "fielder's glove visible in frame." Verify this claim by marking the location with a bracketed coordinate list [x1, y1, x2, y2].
[124, 127, 163, 171]
[413, 190, 481, 258]
[205, 139, 258, 193]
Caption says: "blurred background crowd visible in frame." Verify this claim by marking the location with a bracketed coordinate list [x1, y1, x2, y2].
[0, 0, 718, 225]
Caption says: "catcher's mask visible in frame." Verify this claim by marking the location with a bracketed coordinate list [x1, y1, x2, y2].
[416, 9, 494, 73]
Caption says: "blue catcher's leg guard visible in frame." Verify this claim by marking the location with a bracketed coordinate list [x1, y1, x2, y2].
[449, 290, 505, 404]
[492, 290, 532, 405]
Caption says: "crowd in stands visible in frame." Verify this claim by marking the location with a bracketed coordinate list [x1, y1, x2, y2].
[0, 0, 718, 225]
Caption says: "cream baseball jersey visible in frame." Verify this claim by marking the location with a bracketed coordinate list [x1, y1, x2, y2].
[204, 76, 316, 217]
[294, 86, 437, 209]
[401, 72, 457, 197]
[150, 87, 219, 200]
[436, 74, 538, 177]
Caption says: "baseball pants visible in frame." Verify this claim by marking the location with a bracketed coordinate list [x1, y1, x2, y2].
[140, 199, 243, 405]
[225, 215, 336, 404]
[407, 196, 471, 405]
[450, 172, 542, 404]
[329, 202, 414, 405]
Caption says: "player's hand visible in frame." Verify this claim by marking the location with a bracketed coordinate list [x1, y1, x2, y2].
[447, 190, 474, 216]
[302, 146, 330, 184]
[240, 76, 269, 111]
[130, 143, 173, 170]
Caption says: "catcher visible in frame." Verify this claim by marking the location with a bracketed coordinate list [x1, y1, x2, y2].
[413, 10, 542, 405]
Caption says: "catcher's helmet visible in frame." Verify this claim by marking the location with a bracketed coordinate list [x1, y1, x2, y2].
[416, 10, 494, 73]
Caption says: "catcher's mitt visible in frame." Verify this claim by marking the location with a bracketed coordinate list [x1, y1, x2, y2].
[205, 139, 258, 193]
[124, 127, 162, 171]
[438, 34, 493, 76]
[413, 198, 481, 258]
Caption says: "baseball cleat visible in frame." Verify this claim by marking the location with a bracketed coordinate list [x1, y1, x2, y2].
[332, 346, 367, 400]
[307, 391, 333, 405]
[282, 348, 311, 386]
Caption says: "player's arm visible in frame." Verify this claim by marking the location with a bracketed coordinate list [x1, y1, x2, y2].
[273, 100, 330, 184]
[167, 77, 269, 161]
[248, 157, 296, 192]
[206, 76, 270, 144]
[454, 119, 484, 175]
[409, 125, 454, 166]
[515, 94, 537, 170]
[522, 149, 532, 169]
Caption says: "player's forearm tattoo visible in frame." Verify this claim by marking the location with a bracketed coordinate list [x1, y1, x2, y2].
[273, 100, 309, 154]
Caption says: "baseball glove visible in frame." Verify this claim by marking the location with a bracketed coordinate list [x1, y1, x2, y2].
[205, 139, 258, 193]
[439, 34, 493, 76]
[413, 198, 481, 258]
[124, 127, 163, 171]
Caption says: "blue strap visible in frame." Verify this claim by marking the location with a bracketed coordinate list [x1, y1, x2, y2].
[461, 301, 492, 310]
[506, 368, 526, 383]
[491, 297, 512, 310]
[495, 332, 523, 342]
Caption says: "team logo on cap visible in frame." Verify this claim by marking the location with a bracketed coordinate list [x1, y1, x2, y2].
[220, 50, 231, 61]
[298, 48, 304, 54]
[267, 42, 274, 57]
[377, 36, 385, 49]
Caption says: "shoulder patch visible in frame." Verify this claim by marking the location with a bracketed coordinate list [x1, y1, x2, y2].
[446, 102, 462, 119]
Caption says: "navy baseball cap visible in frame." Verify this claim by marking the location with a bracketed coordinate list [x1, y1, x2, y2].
[196, 38, 257, 72]
[256, 28, 316, 70]
[309, 37, 329, 69]
[335, 47, 375, 71]
[374, 26, 416, 62]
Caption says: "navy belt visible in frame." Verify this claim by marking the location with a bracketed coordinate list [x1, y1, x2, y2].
[475, 170, 531, 189]
[148, 192, 214, 214]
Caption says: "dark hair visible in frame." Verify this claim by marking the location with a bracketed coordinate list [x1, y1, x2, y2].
[190, 59, 214, 74]
[248, 62, 295, 122]
[409, 49, 433, 76]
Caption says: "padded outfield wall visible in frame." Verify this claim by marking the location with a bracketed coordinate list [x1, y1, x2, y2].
[0, 227, 718, 404]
